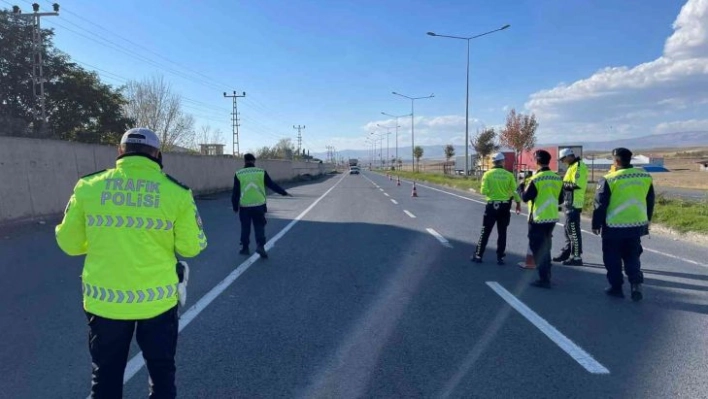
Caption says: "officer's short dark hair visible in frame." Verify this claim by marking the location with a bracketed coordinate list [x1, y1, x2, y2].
[612, 147, 632, 167]
[244, 153, 256, 162]
[534, 149, 552, 166]
[121, 143, 158, 156]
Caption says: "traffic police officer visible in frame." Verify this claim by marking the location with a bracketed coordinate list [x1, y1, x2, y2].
[553, 148, 588, 266]
[55, 128, 208, 398]
[232, 153, 291, 258]
[472, 152, 521, 265]
[521, 150, 563, 288]
[592, 147, 655, 301]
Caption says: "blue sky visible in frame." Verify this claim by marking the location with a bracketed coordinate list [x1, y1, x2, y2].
[7, 0, 707, 157]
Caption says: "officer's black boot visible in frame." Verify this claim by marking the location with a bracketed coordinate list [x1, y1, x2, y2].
[239, 245, 250, 255]
[631, 283, 643, 301]
[256, 245, 268, 259]
[552, 252, 569, 263]
[470, 255, 483, 263]
[562, 257, 583, 266]
[605, 286, 625, 298]
[497, 257, 505, 265]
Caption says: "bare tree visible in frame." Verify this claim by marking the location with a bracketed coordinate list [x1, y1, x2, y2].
[122, 75, 196, 151]
[499, 108, 538, 173]
[471, 128, 498, 171]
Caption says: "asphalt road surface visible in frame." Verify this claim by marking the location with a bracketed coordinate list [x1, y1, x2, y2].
[2, 171, 708, 398]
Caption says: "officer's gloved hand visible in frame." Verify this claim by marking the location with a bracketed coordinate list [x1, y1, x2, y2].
[176, 261, 190, 307]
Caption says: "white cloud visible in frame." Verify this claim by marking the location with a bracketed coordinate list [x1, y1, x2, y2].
[362, 115, 487, 147]
[525, 0, 708, 143]
[654, 118, 708, 134]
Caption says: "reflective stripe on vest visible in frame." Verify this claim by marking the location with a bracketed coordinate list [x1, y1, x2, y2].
[83, 282, 178, 303]
[86, 214, 174, 230]
[237, 168, 267, 207]
[604, 169, 652, 228]
[528, 172, 562, 223]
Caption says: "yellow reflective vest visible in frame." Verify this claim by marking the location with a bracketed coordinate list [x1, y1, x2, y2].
[563, 160, 588, 209]
[527, 171, 563, 224]
[481, 167, 521, 203]
[236, 167, 267, 207]
[604, 168, 653, 228]
[56, 155, 207, 320]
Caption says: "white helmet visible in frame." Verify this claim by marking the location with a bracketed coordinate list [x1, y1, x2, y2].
[559, 148, 575, 160]
[491, 152, 505, 162]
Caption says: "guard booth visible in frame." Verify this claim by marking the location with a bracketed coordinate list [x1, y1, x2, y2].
[200, 144, 225, 156]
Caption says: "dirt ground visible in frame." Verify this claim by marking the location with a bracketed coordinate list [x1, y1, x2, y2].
[653, 158, 708, 190]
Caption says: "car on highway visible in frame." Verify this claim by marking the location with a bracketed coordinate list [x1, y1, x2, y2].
[349, 166, 360, 175]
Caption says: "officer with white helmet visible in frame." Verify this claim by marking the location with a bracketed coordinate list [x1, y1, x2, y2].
[553, 148, 589, 266]
[56, 128, 207, 398]
[471, 152, 521, 265]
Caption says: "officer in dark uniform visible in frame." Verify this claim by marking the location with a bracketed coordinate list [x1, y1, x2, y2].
[592, 147, 655, 301]
[521, 150, 564, 288]
[232, 154, 291, 258]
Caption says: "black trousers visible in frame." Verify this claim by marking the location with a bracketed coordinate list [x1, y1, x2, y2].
[239, 206, 267, 248]
[529, 223, 556, 281]
[560, 208, 583, 258]
[475, 201, 512, 259]
[86, 306, 178, 399]
[602, 236, 644, 287]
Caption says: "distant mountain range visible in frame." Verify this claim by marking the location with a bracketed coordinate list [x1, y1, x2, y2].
[314, 131, 708, 161]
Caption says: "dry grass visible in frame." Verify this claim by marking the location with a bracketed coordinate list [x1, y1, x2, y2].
[653, 158, 708, 190]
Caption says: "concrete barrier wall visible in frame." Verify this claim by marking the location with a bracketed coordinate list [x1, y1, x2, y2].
[0, 137, 329, 224]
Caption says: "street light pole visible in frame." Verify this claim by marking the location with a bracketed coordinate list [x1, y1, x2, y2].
[376, 124, 395, 167]
[392, 92, 434, 172]
[370, 132, 386, 168]
[427, 24, 510, 176]
[382, 111, 410, 168]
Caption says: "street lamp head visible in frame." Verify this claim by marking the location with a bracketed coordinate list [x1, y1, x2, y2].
[53, 3, 60, 12]
[426, 32, 437, 36]
[501, 24, 511, 30]
[32, 3, 39, 12]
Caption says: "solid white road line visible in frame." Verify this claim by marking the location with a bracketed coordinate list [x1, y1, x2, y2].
[391, 199, 398, 205]
[404, 210, 416, 218]
[486, 282, 610, 375]
[426, 228, 453, 248]
[114, 173, 348, 392]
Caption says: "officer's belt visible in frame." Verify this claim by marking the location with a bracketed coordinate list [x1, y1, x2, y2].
[487, 200, 511, 205]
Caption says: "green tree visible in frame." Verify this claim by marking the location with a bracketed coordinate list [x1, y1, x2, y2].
[1, 9, 132, 141]
[471, 128, 498, 171]
[413, 146, 424, 171]
[444, 144, 455, 161]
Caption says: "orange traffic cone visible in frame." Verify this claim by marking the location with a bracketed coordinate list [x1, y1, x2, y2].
[411, 182, 418, 197]
[397, 176, 401, 186]
[518, 245, 536, 269]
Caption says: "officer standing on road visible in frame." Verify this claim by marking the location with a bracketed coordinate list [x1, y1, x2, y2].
[521, 150, 564, 288]
[471, 152, 522, 265]
[232, 153, 291, 258]
[55, 128, 208, 398]
[553, 148, 589, 266]
[592, 147, 655, 301]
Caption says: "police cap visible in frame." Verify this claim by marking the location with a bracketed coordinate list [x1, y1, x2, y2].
[612, 147, 632, 163]
[534, 149, 552, 165]
[244, 153, 256, 162]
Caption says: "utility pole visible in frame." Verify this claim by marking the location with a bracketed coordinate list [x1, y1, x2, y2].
[11, 3, 60, 137]
[293, 125, 305, 156]
[223, 90, 246, 157]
